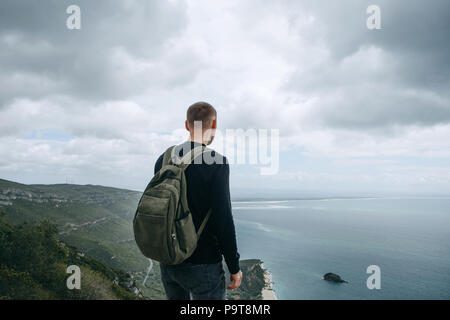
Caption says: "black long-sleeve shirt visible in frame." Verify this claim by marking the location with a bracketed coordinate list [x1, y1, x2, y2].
[154, 141, 240, 274]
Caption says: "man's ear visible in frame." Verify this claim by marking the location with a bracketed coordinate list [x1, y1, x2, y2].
[185, 120, 190, 132]
[211, 119, 217, 129]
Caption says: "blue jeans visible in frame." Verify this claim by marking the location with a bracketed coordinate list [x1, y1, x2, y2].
[160, 261, 226, 300]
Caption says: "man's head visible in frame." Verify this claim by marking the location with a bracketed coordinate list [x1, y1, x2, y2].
[185, 101, 217, 145]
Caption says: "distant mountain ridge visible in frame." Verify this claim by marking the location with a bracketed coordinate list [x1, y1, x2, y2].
[0, 178, 267, 300]
[0, 178, 141, 207]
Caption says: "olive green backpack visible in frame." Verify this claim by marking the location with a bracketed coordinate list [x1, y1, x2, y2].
[133, 145, 212, 264]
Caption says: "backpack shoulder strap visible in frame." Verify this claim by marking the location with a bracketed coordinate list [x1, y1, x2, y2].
[196, 208, 212, 238]
[162, 146, 176, 167]
[171, 144, 213, 170]
[164, 143, 214, 238]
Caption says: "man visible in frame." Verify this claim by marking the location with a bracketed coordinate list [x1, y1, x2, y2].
[154, 101, 242, 300]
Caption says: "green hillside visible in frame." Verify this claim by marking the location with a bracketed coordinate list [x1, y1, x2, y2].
[0, 211, 141, 300]
[0, 178, 265, 300]
[0, 179, 163, 299]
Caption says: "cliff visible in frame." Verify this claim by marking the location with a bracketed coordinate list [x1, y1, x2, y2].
[225, 259, 276, 300]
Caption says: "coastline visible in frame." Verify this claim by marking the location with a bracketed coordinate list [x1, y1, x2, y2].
[260, 263, 277, 300]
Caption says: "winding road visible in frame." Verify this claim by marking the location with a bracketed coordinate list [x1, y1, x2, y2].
[142, 258, 153, 286]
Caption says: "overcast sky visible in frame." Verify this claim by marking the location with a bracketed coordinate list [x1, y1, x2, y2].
[1, 0, 449, 197]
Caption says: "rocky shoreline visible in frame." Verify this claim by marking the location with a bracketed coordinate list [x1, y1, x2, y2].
[261, 264, 277, 300]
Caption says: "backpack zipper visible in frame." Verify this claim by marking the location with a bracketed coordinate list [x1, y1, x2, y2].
[171, 233, 176, 247]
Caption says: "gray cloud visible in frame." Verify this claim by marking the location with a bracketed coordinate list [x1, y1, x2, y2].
[0, 0, 189, 106]
[282, 0, 450, 129]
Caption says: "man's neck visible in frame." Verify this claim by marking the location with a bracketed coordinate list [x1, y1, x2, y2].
[189, 137, 206, 145]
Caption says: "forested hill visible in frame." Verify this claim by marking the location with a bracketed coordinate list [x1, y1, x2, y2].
[0, 211, 141, 299]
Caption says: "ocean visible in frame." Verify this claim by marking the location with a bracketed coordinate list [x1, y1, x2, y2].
[232, 198, 450, 299]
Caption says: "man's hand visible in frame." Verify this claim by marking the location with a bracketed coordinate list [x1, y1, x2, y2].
[227, 270, 242, 290]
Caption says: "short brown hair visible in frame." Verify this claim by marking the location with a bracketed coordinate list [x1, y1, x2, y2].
[186, 101, 216, 129]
